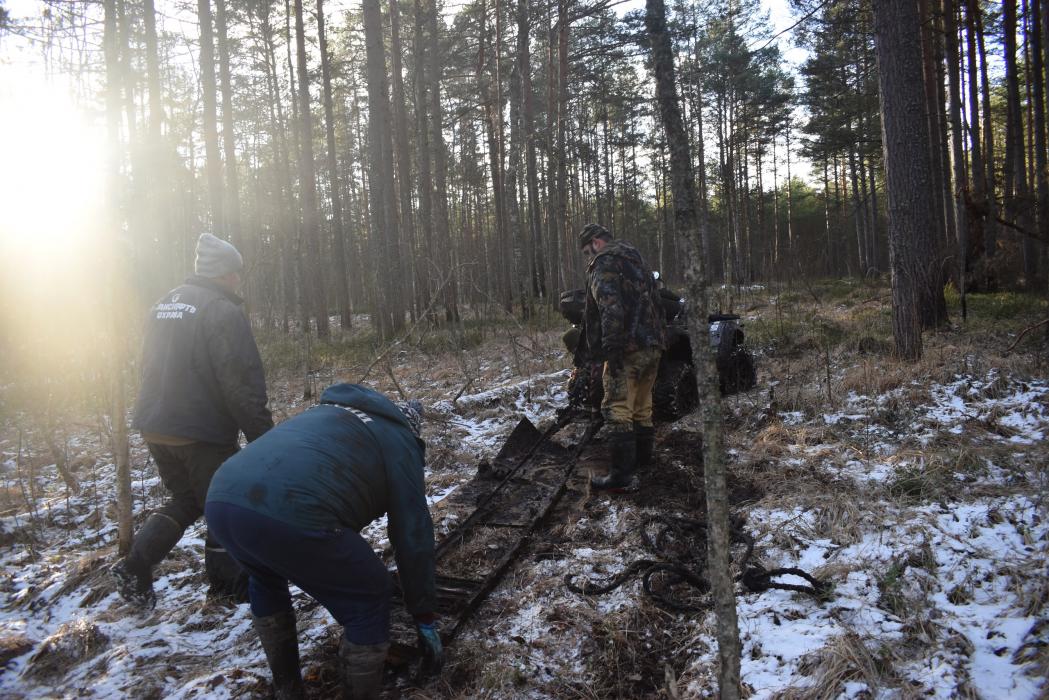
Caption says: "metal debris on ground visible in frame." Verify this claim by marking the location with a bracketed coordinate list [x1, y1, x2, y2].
[565, 515, 831, 611]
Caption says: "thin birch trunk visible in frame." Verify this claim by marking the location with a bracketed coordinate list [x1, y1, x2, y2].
[645, 1, 741, 696]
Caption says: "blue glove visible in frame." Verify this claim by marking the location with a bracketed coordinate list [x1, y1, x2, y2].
[416, 622, 444, 676]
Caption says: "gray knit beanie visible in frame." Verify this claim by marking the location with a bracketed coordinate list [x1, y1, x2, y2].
[194, 233, 243, 278]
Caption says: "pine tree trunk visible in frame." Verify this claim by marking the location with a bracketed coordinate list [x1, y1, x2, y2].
[215, 0, 242, 250]
[104, 0, 132, 555]
[695, 79, 710, 268]
[964, 0, 986, 265]
[848, 145, 870, 274]
[1003, 0, 1038, 285]
[545, 18, 560, 292]
[772, 138, 781, 268]
[873, 0, 946, 359]
[508, 0, 528, 316]
[414, 0, 436, 319]
[785, 127, 795, 274]
[1033, 0, 1049, 269]
[378, 8, 405, 335]
[644, 1, 741, 696]
[945, 0, 969, 318]
[477, 0, 512, 312]
[293, 0, 330, 337]
[1043, 0, 1049, 184]
[975, 1, 1000, 262]
[317, 0, 352, 330]
[556, 0, 570, 290]
[143, 0, 162, 143]
[427, 0, 459, 322]
[933, 0, 958, 251]
[866, 155, 881, 269]
[520, 3, 545, 301]
[823, 156, 833, 276]
[117, 0, 138, 151]
[919, 0, 949, 250]
[389, 0, 417, 322]
[142, 0, 171, 287]
[362, 0, 393, 337]
[259, 3, 298, 331]
[198, 0, 225, 236]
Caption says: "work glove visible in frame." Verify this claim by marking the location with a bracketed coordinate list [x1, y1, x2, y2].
[415, 621, 444, 677]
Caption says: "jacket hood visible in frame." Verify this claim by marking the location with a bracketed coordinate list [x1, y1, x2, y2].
[186, 276, 244, 305]
[320, 383, 416, 434]
[592, 239, 644, 268]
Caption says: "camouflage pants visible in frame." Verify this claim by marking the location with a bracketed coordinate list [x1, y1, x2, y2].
[601, 347, 662, 430]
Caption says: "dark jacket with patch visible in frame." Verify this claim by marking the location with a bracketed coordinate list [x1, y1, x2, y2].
[206, 383, 437, 616]
[132, 277, 272, 445]
[582, 240, 666, 362]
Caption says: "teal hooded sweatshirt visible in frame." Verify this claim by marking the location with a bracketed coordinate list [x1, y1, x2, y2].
[207, 383, 435, 615]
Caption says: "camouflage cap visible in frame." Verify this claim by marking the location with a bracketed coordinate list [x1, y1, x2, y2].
[578, 223, 611, 249]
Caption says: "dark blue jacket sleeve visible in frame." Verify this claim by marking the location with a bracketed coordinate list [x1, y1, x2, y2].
[203, 300, 273, 442]
[385, 441, 437, 616]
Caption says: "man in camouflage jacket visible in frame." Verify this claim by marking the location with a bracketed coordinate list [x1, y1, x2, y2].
[578, 223, 665, 492]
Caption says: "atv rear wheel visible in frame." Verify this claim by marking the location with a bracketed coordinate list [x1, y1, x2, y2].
[653, 359, 698, 421]
[718, 348, 756, 396]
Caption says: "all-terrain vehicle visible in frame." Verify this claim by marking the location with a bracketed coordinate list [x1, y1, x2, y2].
[559, 281, 756, 421]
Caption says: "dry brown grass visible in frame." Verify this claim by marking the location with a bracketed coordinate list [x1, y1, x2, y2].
[23, 618, 109, 681]
[796, 497, 869, 546]
[749, 423, 794, 460]
[839, 361, 910, 396]
[773, 632, 911, 700]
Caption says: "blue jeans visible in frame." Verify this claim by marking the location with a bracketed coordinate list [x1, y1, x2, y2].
[205, 501, 391, 644]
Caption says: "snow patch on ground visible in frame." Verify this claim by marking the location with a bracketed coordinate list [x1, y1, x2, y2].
[1, 365, 1046, 698]
[733, 493, 1047, 699]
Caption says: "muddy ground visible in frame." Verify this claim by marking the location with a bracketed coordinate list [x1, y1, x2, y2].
[1, 282, 1047, 699]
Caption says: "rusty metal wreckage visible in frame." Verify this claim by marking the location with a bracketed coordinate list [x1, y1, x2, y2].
[378, 403, 828, 683]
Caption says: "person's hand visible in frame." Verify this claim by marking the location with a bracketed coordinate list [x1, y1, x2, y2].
[605, 353, 624, 373]
[416, 621, 443, 676]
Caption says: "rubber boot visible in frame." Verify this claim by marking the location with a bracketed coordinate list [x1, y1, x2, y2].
[635, 424, 656, 471]
[110, 512, 183, 608]
[205, 543, 250, 603]
[590, 428, 638, 492]
[338, 634, 389, 700]
[253, 610, 305, 700]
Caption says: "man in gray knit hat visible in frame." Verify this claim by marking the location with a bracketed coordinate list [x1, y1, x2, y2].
[111, 233, 273, 608]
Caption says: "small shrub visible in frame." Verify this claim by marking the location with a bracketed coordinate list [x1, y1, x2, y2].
[947, 584, 973, 605]
[877, 560, 909, 617]
[965, 292, 1047, 322]
[818, 278, 864, 303]
[887, 462, 947, 503]
[24, 619, 107, 680]
[943, 281, 960, 309]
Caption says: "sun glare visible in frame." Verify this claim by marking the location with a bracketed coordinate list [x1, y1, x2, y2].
[0, 71, 114, 376]
[0, 72, 107, 255]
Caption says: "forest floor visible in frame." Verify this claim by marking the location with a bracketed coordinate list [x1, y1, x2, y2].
[0, 279, 1047, 699]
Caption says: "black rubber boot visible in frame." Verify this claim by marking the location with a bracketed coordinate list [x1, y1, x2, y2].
[110, 512, 183, 608]
[338, 634, 389, 700]
[635, 424, 656, 471]
[205, 543, 250, 603]
[591, 428, 639, 492]
[253, 610, 305, 700]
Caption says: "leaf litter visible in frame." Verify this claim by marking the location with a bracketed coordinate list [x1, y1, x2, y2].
[0, 325, 1045, 698]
